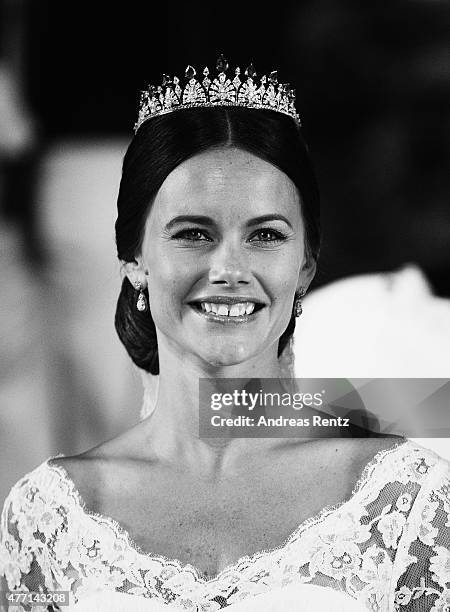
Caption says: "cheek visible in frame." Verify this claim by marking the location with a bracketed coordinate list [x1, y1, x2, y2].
[151, 271, 181, 310]
[270, 284, 296, 324]
[147, 249, 198, 313]
[263, 258, 300, 327]
[264, 253, 301, 301]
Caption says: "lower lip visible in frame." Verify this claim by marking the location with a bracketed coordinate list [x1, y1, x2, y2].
[189, 305, 262, 324]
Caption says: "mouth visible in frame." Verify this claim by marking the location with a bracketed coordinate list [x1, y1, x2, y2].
[188, 300, 265, 323]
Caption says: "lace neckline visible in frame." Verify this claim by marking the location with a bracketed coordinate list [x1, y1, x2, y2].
[44, 438, 409, 585]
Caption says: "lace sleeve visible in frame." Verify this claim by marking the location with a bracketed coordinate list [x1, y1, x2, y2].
[393, 457, 450, 611]
[0, 470, 63, 612]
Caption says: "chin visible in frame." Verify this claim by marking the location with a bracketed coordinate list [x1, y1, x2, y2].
[202, 343, 256, 368]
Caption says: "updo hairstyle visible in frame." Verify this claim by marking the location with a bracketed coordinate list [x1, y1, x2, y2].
[115, 107, 320, 374]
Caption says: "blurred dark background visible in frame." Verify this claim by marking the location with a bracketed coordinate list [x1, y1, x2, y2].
[13, 0, 449, 294]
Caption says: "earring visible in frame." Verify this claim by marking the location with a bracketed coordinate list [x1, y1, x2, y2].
[294, 288, 305, 318]
[134, 281, 148, 312]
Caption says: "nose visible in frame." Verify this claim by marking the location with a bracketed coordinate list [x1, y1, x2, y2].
[208, 241, 251, 286]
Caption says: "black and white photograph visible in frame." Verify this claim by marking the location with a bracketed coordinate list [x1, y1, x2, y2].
[1, 1, 449, 610]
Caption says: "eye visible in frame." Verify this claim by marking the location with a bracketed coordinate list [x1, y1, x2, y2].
[249, 228, 287, 243]
[173, 228, 212, 242]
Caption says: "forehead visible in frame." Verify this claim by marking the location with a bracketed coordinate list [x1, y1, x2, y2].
[150, 146, 301, 224]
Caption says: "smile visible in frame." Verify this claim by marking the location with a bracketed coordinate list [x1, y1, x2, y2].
[202, 301, 256, 315]
[189, 300, 264, 323]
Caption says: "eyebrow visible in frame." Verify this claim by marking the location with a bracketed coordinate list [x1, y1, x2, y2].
[164, 214, 293, 232]
[248, 214, 293, 229]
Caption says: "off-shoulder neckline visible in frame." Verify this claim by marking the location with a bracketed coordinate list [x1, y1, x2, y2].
[41, 438, 413, 584]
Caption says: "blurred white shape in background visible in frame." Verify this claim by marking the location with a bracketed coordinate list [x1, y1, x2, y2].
[37, 140, 142, 450]
[0, 62, 36, 156]
[0, 227, 51, 504]
[0, 141, 142, 506]
[294, 265, 450, 458]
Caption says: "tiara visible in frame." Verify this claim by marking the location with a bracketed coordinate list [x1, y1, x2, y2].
[134, 54, 301, 133]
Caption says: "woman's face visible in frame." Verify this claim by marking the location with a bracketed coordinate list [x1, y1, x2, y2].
[137, 146, 313, 370]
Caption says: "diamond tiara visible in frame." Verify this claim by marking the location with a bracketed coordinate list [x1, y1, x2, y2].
[134, 54, 301, 133]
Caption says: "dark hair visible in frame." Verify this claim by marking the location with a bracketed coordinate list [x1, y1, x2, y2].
[115, 107, 320, 374]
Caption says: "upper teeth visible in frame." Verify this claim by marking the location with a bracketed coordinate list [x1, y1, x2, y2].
[200, 302, 256, 316]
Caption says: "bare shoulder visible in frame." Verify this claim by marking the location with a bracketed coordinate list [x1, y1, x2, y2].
[47, 454, 103, 509]
[278, 436, 405, 489]
[47, 437, 132, 509]
[335, 435, 405, 458]
[331, 436, 405, 482]
[46, 422, 159, 513]
[47, 418, 148, 482]
[284, 435, 403, 463]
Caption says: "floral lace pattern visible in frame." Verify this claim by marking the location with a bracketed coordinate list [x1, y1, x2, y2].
[1, 440, 449, 611]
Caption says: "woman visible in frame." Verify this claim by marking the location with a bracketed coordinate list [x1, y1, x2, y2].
[1, 57, 449, 612]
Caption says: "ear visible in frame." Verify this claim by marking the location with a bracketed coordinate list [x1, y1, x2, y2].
[297, 255, 317, 295]
[121, 257, 148, 289]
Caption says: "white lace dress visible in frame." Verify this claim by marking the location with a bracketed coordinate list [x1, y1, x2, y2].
[1, 439, 449, 611]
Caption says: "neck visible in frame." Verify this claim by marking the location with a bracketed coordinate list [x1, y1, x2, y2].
[140, 344, 290, 476]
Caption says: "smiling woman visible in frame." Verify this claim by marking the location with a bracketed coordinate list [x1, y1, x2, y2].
[1, 58, 450, 612]
[114, 105, 320, 375]
[120, 145, 315, 376]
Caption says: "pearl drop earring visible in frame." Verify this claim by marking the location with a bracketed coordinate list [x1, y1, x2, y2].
[134, 281, 148, 312]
